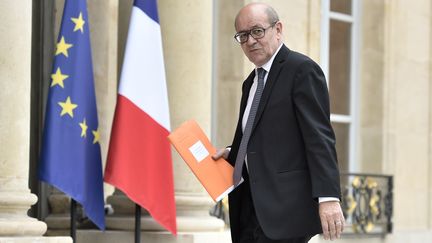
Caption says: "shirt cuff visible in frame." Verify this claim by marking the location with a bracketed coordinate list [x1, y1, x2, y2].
[318, 197, 340, 203]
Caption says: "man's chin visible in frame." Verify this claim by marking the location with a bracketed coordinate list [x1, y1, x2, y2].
[248, 54, 268, 66]
[250, 59, 265, 67]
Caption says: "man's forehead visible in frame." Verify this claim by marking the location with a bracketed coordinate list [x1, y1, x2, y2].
[235, 17, 268, 32]
[236, 23, 264, 33]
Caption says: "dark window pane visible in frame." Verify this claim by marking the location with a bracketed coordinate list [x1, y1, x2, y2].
[332, 122, 349, 172]
[331, 0, 352, 15]
[329, 19, 351, 115]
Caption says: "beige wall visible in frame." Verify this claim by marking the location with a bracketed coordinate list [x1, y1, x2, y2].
[359, 0, 386, 174]
[356, 0, 432, 240]
[341, 0, 432, 239]
[214, 0, 245, 148]
[382, 0, 432, 231]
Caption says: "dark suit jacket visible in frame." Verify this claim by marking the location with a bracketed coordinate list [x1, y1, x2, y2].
[228, 45, 341, 241]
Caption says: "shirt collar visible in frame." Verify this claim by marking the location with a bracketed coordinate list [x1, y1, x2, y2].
[256, 43, 283, 74]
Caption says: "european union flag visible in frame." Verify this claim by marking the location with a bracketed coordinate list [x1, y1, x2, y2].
[39, 0, 105, 230]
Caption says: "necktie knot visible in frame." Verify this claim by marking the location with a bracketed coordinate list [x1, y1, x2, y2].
[257, 68, 266, 82]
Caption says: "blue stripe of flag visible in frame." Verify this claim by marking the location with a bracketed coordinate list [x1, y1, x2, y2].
[134, 0, 159, 23]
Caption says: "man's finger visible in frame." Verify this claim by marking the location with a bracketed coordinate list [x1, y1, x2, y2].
[212, 148, 227, 160]
[341, 218, 345, 233]
[211, 150, 223, 160]
[320, 218, 329, 240]
[335, 220, 342, 238]
[328, 219, 336, 240]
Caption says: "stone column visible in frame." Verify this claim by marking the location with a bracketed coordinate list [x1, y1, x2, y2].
[0, 1, 70, 242]
[0, 0, 46, 237]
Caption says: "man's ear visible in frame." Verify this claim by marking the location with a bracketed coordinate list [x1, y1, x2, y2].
[275, 21, 283, 35]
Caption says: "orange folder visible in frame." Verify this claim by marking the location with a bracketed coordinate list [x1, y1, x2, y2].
[168, 120, 236, 202]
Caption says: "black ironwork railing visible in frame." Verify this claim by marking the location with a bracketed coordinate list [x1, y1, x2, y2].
[340, 173, 393, 236]
[210, 173, 394, 237]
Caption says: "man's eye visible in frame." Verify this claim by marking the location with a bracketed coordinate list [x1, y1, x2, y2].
[251, 29, 264, 36]
[239, 33, 248, 40]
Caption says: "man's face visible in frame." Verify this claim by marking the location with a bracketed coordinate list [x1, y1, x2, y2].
[235, 7, 282, 67]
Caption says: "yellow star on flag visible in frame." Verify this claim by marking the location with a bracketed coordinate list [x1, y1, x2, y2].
[51, 67, 69, 88]
[79, 118, 88, 138]
[56, 36, 73, 57]
[92, 128, 100, 144]
[58, 96, 78, 118]
[71, 12, 85, 33]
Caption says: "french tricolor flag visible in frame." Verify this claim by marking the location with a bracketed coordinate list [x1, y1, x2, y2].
[104, 0, 177, 234]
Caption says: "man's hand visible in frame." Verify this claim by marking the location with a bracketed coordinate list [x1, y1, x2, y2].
[212, 148, 230, 160]
[319, 201, 345, 240]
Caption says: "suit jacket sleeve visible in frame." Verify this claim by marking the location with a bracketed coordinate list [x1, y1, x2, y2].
[292, 60, 341, 199]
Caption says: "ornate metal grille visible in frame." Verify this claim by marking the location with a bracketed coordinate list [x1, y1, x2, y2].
[340, 173, 393, 235]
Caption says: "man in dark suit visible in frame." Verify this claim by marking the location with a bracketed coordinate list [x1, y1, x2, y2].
[212, 3, 345, 243]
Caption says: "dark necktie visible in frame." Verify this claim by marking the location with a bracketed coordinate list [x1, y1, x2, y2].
[233, 68, 266, 186]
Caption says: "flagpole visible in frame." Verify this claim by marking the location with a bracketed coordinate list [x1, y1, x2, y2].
[70, 199, 77, 243]
[135, 203, 141, 243]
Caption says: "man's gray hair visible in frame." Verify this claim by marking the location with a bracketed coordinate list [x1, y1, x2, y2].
[234, 3, 280, 29]
[265, 5, 279, 24]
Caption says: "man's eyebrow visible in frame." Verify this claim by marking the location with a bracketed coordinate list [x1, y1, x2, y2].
[236, 25, 262, 33]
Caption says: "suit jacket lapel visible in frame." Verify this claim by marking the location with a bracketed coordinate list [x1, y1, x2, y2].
[239, 71, 255, 122]
[251, 45, 289, 132]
